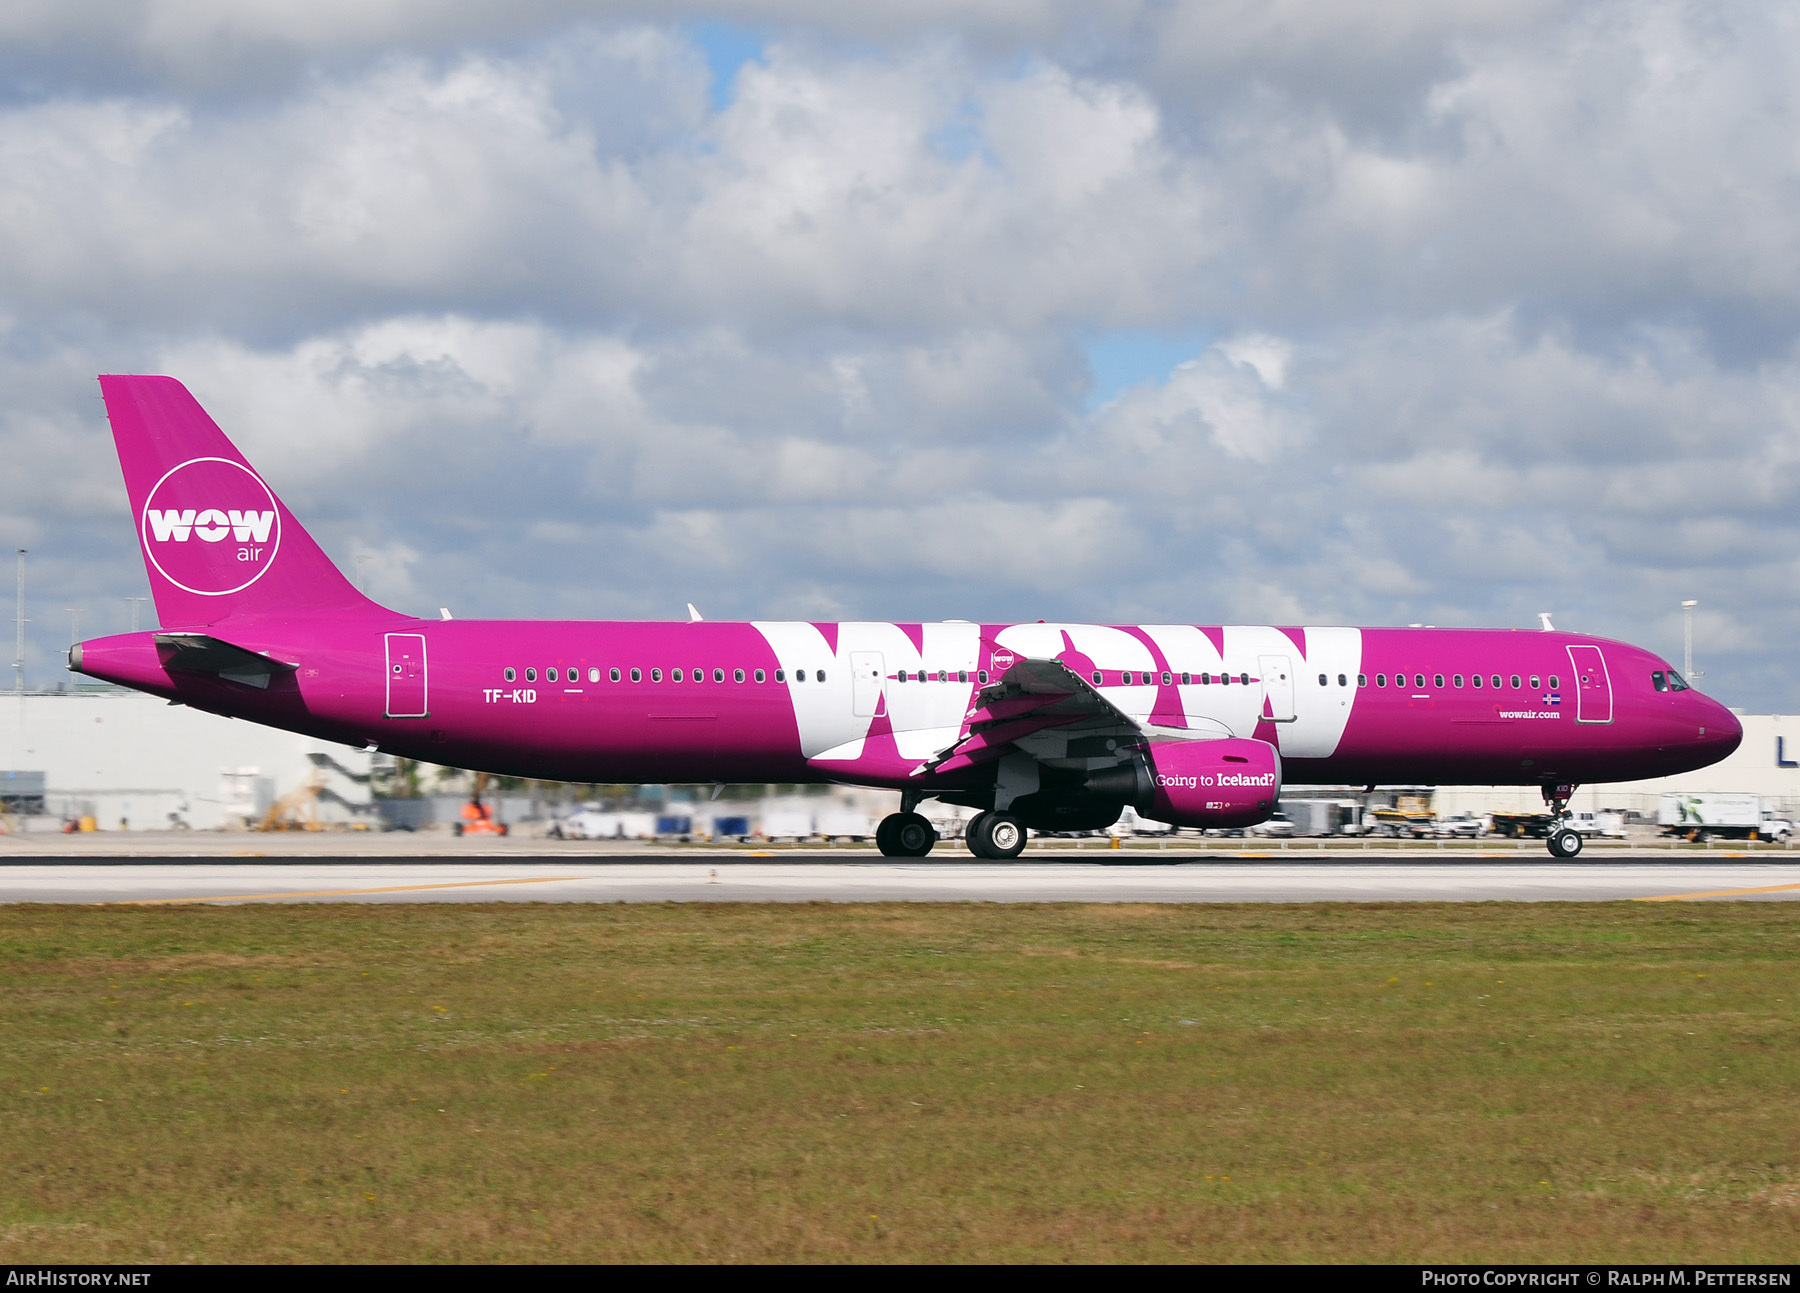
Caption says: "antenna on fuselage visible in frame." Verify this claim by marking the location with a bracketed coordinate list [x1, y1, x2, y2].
[1537, 612, 1555, 632]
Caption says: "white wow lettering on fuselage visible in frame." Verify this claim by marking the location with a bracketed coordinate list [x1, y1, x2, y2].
[146, 509, 276, 543]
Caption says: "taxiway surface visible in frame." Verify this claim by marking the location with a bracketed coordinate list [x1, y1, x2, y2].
[1, 857, 1797, 904]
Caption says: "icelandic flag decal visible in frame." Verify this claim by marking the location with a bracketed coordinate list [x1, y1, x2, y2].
[1544, 691, 1562, 706]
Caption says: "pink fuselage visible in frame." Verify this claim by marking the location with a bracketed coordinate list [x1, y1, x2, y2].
[72, 618, 1741, 795]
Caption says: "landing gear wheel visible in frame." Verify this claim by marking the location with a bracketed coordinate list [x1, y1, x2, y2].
[1548, 828, 1583, 858]
[971, 811, 1027, 861]
[963, 811, 992, 858]
[878, 812, 936, 858]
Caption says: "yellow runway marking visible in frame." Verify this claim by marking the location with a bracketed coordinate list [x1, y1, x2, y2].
[1635, 881, 1800, 902]
[110, 875, 592, 905]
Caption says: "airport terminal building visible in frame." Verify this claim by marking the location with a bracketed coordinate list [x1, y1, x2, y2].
[0, 686, 376, 831]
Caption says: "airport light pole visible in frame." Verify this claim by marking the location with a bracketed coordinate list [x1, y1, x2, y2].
[13, 549, 25, 696]
[1681, 599, 1703, 680]
[126, 596, 148, 633]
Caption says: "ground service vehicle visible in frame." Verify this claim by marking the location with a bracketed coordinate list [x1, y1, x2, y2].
[1489, 811, 1558, 839]
[1658, 794, 1793, 842]
[1432, 813, 1484, 838]
[69, 377, 1744, 860]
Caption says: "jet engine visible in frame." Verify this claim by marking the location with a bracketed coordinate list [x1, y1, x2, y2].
[1139, 738, 1281, 829]
[989, 737, 1281, 833]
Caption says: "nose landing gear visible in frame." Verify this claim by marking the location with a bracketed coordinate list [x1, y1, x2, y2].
[1542, 781, 1583, 858]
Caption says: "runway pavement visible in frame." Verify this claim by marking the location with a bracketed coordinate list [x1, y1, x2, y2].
[1, 856, 1798, 904]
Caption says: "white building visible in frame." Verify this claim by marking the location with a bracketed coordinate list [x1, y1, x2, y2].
[1432, 713, 1800, 819]
[0, 687, 374, 831]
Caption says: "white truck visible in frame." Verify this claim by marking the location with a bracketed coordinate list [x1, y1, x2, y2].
[1565, 810, 1627, 839]
[1658, 793, 1793, 843]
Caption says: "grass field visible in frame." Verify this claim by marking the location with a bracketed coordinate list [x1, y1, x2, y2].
[0, 901, 1795, 1263]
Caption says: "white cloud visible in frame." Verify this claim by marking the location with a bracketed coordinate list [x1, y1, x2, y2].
[4, 2, 1800, 709]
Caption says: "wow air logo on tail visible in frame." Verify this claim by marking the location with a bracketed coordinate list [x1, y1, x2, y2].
[140, 457, 282, 596]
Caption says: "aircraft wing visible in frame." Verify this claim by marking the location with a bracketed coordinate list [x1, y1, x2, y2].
[922, 658, 1153, 775]
[923, 656, 1237, 776]
[153, 633, 299, 690]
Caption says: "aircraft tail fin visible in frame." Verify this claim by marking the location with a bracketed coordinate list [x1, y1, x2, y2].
[98, 375, 393, 627]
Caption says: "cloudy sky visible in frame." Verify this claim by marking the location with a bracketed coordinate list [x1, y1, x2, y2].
[2, 1, 1796, 709]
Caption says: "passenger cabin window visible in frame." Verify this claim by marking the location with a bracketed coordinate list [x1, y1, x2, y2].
[672, 668, 683, 682]
[1181, 672, 1191, 685]
[609, 667, 620, 682]
[504, 667, 516, 682]
[1491, 675, 1501, 689]
[817, 671, 827, 682]
[1453, 674, 1464, 688]
[1415, 674, 1425, 689]
[776, 669, 786, 682]
[1092, 671, 1102, 684]
[755, 669, 766, 682]
[1162, 672, 1172, 686]
[1376, 674, 1386, 687]
[525, 667, 537, 682]
[978, 670, 989, 683]
[1510, 675, 1521, 689]
[958, 671, 967, 683]
[795, 670, 806, 682]
[1338, 673, 1347, 687]
[1238, 673, 1249, 685]
[1319, 673, 1328, 686]
[1530, 675, 1540, 689]
[1472, 673, 1482, 688]
[734, 669, 745, 683]
[546, 667, 557, 682]
[650, 668, 661, 682]
[630, 668, 641, 682]
[1357, 674, 1367, 686]
[713, 668, 725, 683]
[1434, 674, 1444, 688]
[1550, 675, 1559, 689]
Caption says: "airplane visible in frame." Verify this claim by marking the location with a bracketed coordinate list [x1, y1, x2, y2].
[68, 376, 1742, 859]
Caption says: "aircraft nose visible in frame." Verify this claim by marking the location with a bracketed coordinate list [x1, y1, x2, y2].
[1699, 698, 1742, 759]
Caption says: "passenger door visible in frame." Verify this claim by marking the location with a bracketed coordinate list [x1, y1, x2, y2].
[851, 651, 885, 718]
[1566, 644, 1613, 724]
[384, 633, 428, 718]
[1258, 654, 1296, 722]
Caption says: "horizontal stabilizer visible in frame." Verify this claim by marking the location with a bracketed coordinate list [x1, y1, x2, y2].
[153, 633, 298, 690]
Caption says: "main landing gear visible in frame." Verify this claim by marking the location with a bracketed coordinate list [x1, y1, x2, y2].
[876, 812, 937, 858]
[1543, 782, 1583, 859]
[964, 811, 1027, 860]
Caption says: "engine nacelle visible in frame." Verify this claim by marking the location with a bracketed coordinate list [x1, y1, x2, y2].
[1142, 738, 1281, 829]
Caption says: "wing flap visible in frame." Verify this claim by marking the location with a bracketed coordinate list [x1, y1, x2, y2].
[922, 656, 1143, 774]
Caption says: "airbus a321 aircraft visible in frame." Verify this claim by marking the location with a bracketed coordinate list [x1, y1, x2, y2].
[69, 376, 1741, 859]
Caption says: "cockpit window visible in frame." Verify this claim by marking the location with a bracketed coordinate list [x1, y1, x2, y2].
[1652, 670, 1667, 692]
[1666, 669, 1691, 691]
